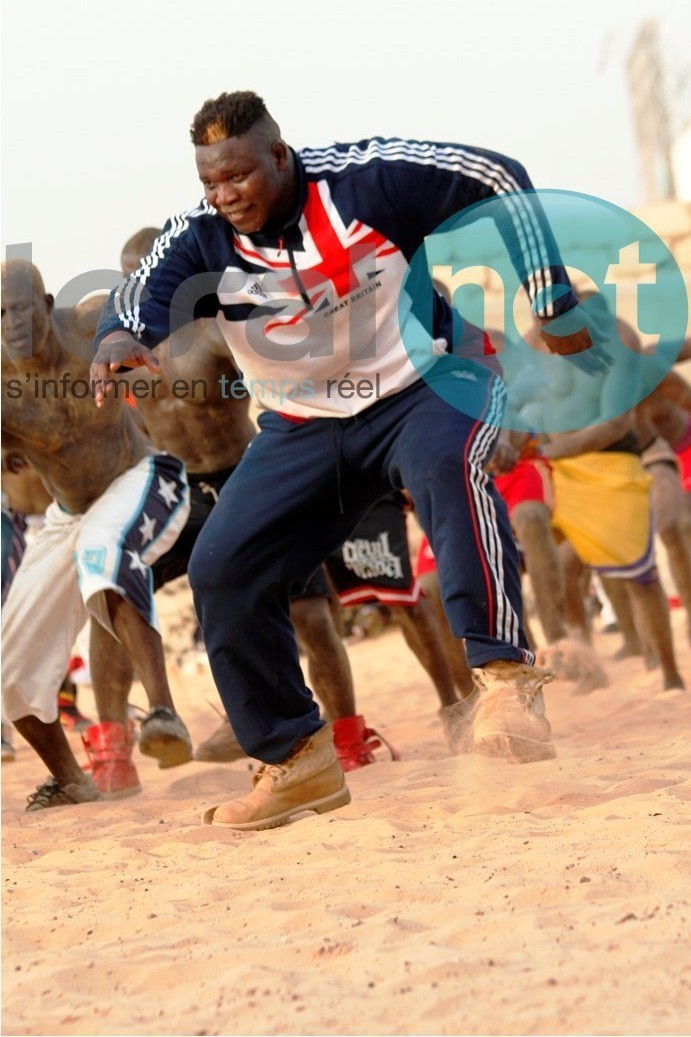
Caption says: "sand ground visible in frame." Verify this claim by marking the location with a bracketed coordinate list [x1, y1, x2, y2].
[2, 581, 690, 1037]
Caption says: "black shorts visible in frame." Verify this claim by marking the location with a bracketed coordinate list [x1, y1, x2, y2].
[325, 491, 421, 606]
[152, 466, 236, 591]
[291, 565, 330, 600]
[153, 465, 331, 601]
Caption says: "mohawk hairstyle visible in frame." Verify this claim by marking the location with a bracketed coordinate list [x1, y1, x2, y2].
[190, 91, 268, 146]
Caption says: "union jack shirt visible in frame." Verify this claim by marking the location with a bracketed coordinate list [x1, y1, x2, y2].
[95, 138, 576, 418]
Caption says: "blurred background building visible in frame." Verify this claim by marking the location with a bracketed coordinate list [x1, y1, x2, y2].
[627, 17, 691, 203]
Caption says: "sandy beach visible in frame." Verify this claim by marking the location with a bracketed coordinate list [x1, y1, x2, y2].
[2, 579, 690, 1037]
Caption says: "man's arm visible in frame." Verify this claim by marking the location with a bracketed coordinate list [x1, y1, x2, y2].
[655, 367, 691, 413]
[405, 142, 609, 371]
[485, 429, 532, 474]
[90, 331, 162, 408]
[536, 316, 610, 373]
[91, 213, 216, 405]
[540, 413, 631, 459]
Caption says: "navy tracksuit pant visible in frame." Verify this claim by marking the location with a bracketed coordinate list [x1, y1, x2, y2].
[188, 366, 532, 763]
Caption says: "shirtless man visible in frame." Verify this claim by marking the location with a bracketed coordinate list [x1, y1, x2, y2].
[624, 360, 691, 645]
[84, 228, 372, 796]
[1, 259, 192, 809]
[518, 298, 685, 690]
[1, 450, 94, 738]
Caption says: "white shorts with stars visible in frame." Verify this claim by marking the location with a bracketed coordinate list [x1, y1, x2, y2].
[1, 453, 189, 723]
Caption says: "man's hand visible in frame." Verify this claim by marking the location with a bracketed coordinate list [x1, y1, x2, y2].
[90, 333, 160, 408]
[537, 296, 614, 375]
[485, 433, 520, 475]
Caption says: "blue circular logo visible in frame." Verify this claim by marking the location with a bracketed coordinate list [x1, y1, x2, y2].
[399, 189, 688, 433]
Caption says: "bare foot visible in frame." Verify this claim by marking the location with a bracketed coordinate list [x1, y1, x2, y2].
[663, 671, 686, 691]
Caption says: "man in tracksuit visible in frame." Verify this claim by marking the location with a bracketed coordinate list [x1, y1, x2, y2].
[91, 89, 600, 831]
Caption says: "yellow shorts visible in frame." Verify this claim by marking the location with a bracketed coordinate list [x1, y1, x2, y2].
[551, 452, 653, 575]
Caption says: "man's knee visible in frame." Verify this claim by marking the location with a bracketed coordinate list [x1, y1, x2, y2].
[188, 535, 247, 593]
[511, 500, 552, 541]
[290, 596, 333, 647]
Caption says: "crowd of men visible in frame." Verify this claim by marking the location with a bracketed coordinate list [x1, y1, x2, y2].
[2, 89, 689, 831]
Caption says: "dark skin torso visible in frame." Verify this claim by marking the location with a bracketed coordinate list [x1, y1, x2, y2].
[2, 332, 151, 514]
[1, 452, 53, 515]
[125, 319, 255, 474]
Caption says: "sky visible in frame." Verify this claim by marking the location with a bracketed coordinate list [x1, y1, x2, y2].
[2, 0, 690, 296]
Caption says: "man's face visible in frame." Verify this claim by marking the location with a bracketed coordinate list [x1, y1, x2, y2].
[195, 130, 292, 234]
[1, 266, 52, 361]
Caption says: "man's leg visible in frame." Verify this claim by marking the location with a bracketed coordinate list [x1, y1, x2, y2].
[649, 462, 691, 643]
[75, 454, 193, 773]
[382, 376, 554, 763]
[417, 570, 475, 697]
[599, 574, 647, 660]
[2, 507, 99, 808]
[530, 537, 608, 694]
[189, 412, 382, 764]
[291, 592, 400, 772]
[559, 541, 593, 640]
[625, 575, 685, 690]
[101, 593, 192, 768]
[82, 621, 141, 797]
[90, 620, 136, 725]
[391, 600, 458, 708]
[388, 378, 531, 667]
[190, 413, 384, 828]
[290, 595, 356, 721]
[511, 501, 566, 645]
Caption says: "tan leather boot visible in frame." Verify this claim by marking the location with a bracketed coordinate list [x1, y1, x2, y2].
[202, 725, 351, 830]
[471, 661, 556, 763]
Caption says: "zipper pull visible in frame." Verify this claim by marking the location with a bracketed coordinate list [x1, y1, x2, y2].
[277, 236, 284, 257]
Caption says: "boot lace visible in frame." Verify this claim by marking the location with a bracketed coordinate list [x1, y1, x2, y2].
[252, 762, 288, 787]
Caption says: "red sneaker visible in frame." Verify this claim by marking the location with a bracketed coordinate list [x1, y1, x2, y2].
[81, 721, 142, 799]
[332, 715, 400, 771]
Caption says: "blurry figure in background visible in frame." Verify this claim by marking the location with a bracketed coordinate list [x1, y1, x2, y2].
[412, 311, 607, 696]
[326, 491, 474, 753]
[2, 259, 192, 810]
[595, 347, 691, 659]
[485, 427, 609, 694]
[1, 451, 94, 763]
[635, 357, 691, 644]
[344, 601, 392, 640]
[517, 298, 685, 691]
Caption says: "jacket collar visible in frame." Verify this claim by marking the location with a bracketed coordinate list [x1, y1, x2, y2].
[251, 147, 306, 246]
